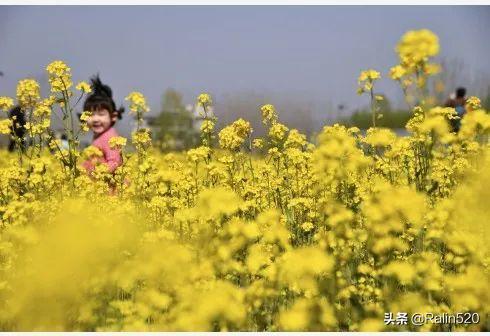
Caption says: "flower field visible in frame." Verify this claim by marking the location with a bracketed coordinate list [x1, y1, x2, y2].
[0, 29, 489, 331]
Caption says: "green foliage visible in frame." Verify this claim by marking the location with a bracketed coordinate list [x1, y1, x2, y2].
[340, 95, 411, 129]
[343, 109, 412, 129]
[482, 86, 490, 110]
[152, 89, 198, 151]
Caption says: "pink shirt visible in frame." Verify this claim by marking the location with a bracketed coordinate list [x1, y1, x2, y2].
[82, 127, 122, 174]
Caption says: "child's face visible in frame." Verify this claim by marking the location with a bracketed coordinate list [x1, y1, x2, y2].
[88, 108, 116, 135]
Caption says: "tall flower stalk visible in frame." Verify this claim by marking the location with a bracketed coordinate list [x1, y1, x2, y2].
[357, 69, 382, 128]
[126, 91, 151, 199]
[45, 61, 92, 187]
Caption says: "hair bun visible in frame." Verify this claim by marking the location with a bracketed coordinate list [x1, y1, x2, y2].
[116, 105, 125, 120]
[90, 74, 113, 98]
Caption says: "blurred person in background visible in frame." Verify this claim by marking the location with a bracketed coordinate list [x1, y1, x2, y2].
[8, 105, 26, 152]
[445, 87, 467, 133]
[60, 133, 69, 150]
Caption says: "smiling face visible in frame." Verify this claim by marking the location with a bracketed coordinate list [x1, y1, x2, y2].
[87, 107, 116, 136]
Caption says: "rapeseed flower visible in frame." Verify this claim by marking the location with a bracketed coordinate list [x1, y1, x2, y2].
[0, 28, 488, 332]
[16, 79, 40, 108]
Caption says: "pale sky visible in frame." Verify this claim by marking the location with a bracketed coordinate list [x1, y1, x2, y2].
[1, 6, 489, 134]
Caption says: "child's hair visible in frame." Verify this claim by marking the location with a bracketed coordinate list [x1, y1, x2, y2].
[83, 75, 125, 120]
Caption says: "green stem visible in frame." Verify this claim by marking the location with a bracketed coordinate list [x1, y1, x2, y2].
[369, 85, 376, 128]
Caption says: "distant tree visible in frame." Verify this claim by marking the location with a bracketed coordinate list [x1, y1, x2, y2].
[482, 86, 490, 110]
[152, 88, 198, 151]
[340, 94, 411, 129]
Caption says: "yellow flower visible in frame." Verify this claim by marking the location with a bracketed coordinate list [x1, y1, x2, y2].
[75, 81, 92, 94]
[466, 96, 481, 111]
[0, 119, 12, 134]
[46, 60, 71, 77]
[363, 128, 397, 147]
[300, 222, 314, 232]
[132, 128, 152, 146]
[48, 138, 62, 150]
[0, 96, 14, 112]
[78, 111, 92, 133]
[218, 118, 252, 151]
[252, 138, 264, 149]
[278, 299, 310, 331]
[200, 119, 215, 134]
[82, 145, 103, 159]
[187, 146, 211, 162]
[268, 122, 289, 142]
[108, 136, 127, 150]
[80, 111, 92, 122]
[260, 104, 278, 125]
[32, 103, 52, 119]
[1, 29, 489, 332]
[396, 29, 439, 69]
[46, 60, 72, 92]
[24, 119, 51, 135]
[357, 69, 381, 95]
[383, 261, 417, 285]
[348, 126, 360, 134]
[424, 62, 441, 75]
[358, 69, 381, 83]
[195, 187, 240, 218]
[16, 79, 40, 108]
[197, 93, 212, 108]
[125, 91, 149, 114]
[389, 65, 406, 80]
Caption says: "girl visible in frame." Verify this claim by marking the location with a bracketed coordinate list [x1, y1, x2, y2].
[82, 75, 125, 174]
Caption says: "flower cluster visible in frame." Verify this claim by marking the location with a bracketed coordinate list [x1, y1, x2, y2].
[0, 96, 14, 112]
[76, 81, 92, 94]
[16, 79, 40, 108]
[357, 69, 381, 94]
[126, 91, 150, 114]
[46, 60, 73, 93]
[396, 29, 439, 69]
[0, 30, 489, 332]
[197, 93, 212, 108]
[389, 29, 441, 108]
[132, 128, 152, 147]
[0, 118, 12, 134]
[218, 118, 252, 151]
[260, 104, 278, 125]
[109, 136, 128, 150]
